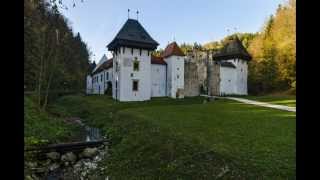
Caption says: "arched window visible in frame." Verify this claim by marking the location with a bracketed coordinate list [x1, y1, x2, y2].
[133, 57, 139, 71]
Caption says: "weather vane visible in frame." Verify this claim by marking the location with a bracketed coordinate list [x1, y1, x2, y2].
[136, 10, 139, 20]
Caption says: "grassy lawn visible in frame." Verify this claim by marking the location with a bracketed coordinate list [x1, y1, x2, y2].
[50, 95, 296, 179]
[239, 95, 296, 107]
[24, 95, 83, 148]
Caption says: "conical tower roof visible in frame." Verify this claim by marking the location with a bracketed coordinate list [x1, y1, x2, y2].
[162, 41, 185, 58]
[107, 19, 159, 51]
[212, 36, 252, 61]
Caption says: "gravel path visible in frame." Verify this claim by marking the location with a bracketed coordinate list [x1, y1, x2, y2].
[200, 95, 296, 112]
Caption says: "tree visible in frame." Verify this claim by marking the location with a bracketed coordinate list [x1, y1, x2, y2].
[24, 0, 90, 109]
[248, 0, 296, 94]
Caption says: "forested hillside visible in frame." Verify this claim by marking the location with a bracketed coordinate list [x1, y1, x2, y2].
[203, 0, 296, 95]
[24, 0, 91, 109]
[248, 0, 296, 94]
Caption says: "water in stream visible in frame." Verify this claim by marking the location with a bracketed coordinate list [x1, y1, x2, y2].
[45, 125, 105, 180]
[85, 126, 102, 141]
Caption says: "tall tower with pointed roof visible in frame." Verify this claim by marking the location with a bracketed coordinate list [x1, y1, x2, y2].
[211, 35, 252, 95]
[162, 41, 185, 98]
[107, 18, 159, 101]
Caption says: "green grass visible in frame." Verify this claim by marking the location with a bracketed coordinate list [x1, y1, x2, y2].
[24, 95, 82, 148]
[243, 95, 296, 107]
[50, 95, 296, 179]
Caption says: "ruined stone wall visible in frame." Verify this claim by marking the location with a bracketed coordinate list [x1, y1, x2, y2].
[184, 49, 208, 95]
[184, 61, 200, 97]
[208, 60, 220, 96]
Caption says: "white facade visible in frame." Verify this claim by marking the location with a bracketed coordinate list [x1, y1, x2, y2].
[164, 55, 185, 98]
[112, 47, 152, 101]
[219, 58, 248, 95]
[91, 68, 113, 95]
[92, 71, 104, 94]
[87, 55, 248, 99]
[151, 64, 167, 97]
[86, 75, 93, 94]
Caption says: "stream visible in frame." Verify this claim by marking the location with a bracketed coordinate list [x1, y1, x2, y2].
[25, 118, 109, 180]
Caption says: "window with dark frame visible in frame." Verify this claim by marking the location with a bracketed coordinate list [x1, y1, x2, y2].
[132, 80, 139, 91]
[106, 72, 109, 80]
[116, 62, 119, 72]
[133, 57, 139, 71]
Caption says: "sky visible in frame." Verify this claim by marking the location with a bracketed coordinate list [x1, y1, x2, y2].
[60, 0, 285, 63]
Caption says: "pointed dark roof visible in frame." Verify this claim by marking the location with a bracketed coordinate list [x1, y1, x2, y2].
[107, 19, 159, 51]
[162, 42, 185, 58]
[212, 36, 252, 61]
[92, 58, 113, 75]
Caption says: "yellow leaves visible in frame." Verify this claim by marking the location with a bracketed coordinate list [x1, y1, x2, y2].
[248, 0, 296, 92]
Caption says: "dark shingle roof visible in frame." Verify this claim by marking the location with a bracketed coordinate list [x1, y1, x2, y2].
[220, 61, 236, 68]
[107, 19, 159, 51]
[212, 36, 252, 61]
[162, 42, 185, 58]
[92, 59, 113, 75]
[151, 55, 167, 65]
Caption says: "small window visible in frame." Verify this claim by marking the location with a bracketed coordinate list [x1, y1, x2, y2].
[116, 62, 119, 72]
[228, 80, 231, 82]
[133, 57, 139, 71]
[106, 72, 109, 80]
[130, 73, 133, 77]
[122, 47, 125, 54]
[101, 74, 103, 82]
[241, 68, 243, 72]
[132, 80, 139, 91]
[177, 68, 179, 71]
[177, 75, 180, 79]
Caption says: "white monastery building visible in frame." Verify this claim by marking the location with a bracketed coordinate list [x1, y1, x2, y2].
[86, 18, 251, 101]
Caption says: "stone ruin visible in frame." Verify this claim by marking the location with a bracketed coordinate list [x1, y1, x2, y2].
[184, 48, 220, 97]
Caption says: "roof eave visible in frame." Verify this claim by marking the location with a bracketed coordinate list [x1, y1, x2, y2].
[213, 54, 252, 61]
[107, 39, 158, 51]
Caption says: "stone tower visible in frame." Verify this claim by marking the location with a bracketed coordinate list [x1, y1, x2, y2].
[184, 60, 199, 97]
[207, 58, 220, 96]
